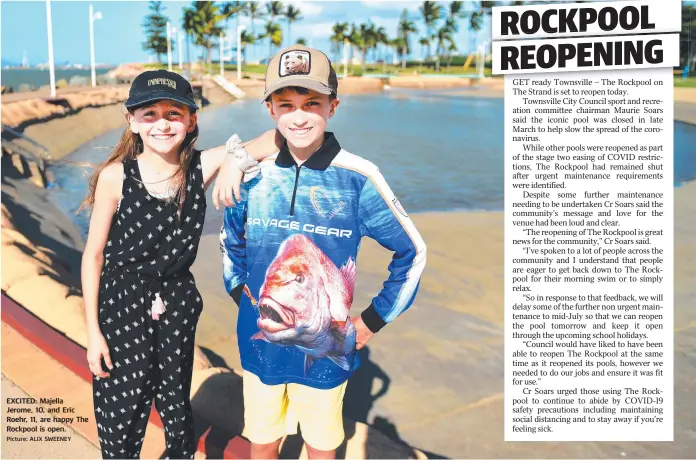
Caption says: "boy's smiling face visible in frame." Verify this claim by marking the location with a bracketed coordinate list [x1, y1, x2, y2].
[266, 87, 340, 153]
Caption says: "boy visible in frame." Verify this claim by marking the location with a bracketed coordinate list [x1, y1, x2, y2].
[220, 45, 427, 459]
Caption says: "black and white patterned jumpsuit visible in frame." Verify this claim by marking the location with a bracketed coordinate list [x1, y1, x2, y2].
[93, 151, 206, 459]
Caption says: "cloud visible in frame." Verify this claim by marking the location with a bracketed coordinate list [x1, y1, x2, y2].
[360, 1, 421, 12]
[291, 21, 336, 39]
[286, 1, 325, 17]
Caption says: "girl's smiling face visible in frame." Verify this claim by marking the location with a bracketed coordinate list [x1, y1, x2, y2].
[128, 100, 198, 155]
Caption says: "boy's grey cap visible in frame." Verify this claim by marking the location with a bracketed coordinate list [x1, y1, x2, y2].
[263, 44, 338, 101]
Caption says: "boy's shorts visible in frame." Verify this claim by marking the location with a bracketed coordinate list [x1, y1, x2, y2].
[242, 370, 348, 451]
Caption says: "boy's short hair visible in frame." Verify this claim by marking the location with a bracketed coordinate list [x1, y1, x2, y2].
[262, 45, 338, 102]
[265, 85, 338, 102]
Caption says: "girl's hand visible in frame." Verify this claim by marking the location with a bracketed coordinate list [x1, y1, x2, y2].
[213, 156, 244, 209]
[87, 332, 113, 378]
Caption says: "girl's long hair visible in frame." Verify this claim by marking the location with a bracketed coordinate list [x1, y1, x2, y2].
[78, 108, 199, 214]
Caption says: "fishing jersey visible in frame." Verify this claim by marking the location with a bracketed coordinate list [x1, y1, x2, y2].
[220, 132, 427, 389]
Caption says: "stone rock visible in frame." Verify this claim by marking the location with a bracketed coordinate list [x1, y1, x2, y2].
[69, 75, 89, 87]
[1, 204, 15, 230]
[1, 244, 60, 291]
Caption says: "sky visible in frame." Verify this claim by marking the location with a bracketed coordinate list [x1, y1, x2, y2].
[0, 0, 490, 67]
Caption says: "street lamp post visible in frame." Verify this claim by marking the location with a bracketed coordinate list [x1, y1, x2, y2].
[343, 39, 349, 78]
[237, 25, 246, 81]
[89, 4, 103, 87]
[178, 32, 184, 70]
[220, 33, 225, 77]
[166, 21, 173, 71]
[46, 0, 56, 97]
[171, 27, 183, 71]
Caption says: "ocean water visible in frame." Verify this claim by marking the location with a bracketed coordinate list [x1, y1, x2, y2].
[47, 89, 696, 239]
[1, 67, 114, 90]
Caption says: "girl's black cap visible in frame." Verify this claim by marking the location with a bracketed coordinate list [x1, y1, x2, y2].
[125, 69, 199, 111]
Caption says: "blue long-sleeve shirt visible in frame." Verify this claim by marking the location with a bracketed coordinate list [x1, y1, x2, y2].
[220, 132, 427, 389]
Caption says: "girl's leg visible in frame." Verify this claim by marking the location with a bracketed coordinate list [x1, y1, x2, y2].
[93, 285, 158, 458]
[154, 280, 203, 459]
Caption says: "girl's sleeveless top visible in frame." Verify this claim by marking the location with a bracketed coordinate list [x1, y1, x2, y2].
[100, 152, 207, 295]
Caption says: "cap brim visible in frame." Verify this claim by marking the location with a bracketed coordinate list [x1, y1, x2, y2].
[261, 77, 333, 102]
[125, 91, 199, 111]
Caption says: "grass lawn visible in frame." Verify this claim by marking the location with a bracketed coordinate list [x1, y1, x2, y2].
[674, 77, 696, 88]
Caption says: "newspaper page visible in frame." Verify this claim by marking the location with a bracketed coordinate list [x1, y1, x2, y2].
[1, 0, 693, 459]
[495, 0, 681, 442]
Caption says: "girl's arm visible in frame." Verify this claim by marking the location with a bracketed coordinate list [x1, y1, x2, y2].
[200, 128, 283, 191]
[81, 163, 122, 378]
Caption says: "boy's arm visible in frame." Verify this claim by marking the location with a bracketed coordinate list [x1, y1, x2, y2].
[355, 170, 427, 345]
[211, 129, 285, 209]
[220, 196, 248, 306]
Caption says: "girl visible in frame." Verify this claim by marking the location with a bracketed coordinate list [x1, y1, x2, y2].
[80, 69, 275, 459]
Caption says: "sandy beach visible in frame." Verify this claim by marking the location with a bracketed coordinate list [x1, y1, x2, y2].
[2, 78, 696, 457]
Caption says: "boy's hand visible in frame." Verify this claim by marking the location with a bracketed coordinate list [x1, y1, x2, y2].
[213, 156, 244, 209]
[352, 315, 375, 350]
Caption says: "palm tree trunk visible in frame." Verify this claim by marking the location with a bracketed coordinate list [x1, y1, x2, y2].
[287, 23, 291, 46]
[251, 19, 256, 63]
[402, 44, 407, 69]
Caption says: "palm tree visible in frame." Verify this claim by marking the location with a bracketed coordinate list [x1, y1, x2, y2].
[347, 23, 365, 71]
[262, 21, 283, 61]
[182, 6, 197, 72]
[142, 1, 169, 64]
[296, 37, 307, 46]
[284, 4, 302, 47]
[189, 1, 223, 74]
[265, 2, 284, 53]
[220, 1, 247, 37]
[354, 22, 381, 72]
[330, 22, 350, 64]
[373, 25, 388, 73]
[244, 2, 265, 62]
[419, 1, 444, 59]
[397, 9, 418, 69]
[435, 18, 455, 71]
[391, 37, 406, 68]
[447, 1, 464, 48]
[239, 29, 256, 74]
[418, 37, 429, 72]
[446, 40, 458, 71]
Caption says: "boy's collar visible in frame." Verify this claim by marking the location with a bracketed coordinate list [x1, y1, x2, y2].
[275, 132, 341, 170]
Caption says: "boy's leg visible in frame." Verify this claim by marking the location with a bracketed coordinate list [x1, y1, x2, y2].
[242, 371, 292, 459]
[287, 381, 348, 459]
